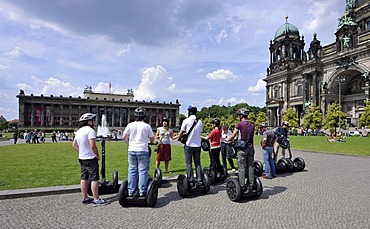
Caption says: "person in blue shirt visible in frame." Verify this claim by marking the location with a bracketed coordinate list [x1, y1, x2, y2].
[274, 121, 289, 162]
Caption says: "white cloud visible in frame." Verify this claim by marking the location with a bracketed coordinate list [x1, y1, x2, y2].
[5, 46, 22, 58]
[248, 78, 266, 95]
[206, 69, 238, 80]
[215, 29, 227, 43]
[135, 66, 176, 101]
[0, 65, 9, 70]
[116, 45, 131, 57]
[40, 78, 81, 97]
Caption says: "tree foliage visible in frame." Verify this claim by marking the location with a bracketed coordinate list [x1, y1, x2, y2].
[359, 100, 370, 128]
[282, 107, 299, 128]
[255, 111, 268, 127]
[303, 105, 323, 130]
[323, 102, 346, 132]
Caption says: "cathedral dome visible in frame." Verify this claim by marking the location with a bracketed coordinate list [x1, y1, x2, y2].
[274, 20, 300, 40]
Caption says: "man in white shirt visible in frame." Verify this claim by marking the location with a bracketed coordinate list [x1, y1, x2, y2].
[123, 107, 155, 197]
[72, 113, 108, 206]
[177, 105, 204, 187]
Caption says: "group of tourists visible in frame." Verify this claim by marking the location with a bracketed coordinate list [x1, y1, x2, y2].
[71, 105, 290, 206]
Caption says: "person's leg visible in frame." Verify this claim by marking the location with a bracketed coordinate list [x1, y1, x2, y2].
[127, 152, 138, 196]
[164, 161, 169, 172]
[262, 148, 271, 178]
[91, 180, 99, 200]
[221, 144, 227, 169]
[210, 148, 218, 172]
[214, 148, 222, 173]
[237, 149, 246, 186]
[184, 146, 194, 181]
[193, 147, 203, 183]
[138, 152, 150, 196]
[281, 148, 286, 158]
[227, 145, 236, 170]
[246, 148, 255, 187]
[156, 160, 160, 168]
[80, 179, 89, 199]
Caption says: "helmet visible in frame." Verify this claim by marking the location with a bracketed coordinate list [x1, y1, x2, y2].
[282, 121, 289, 126]
[79, 113, 96, 122]
[201, 138, 210, 151]
[236, 108, 249, 116]
[162, 117, 169, 122]
[223, 123, 229, 129]
[134, 107, 146, 117]
[259, 123, 268, 128]
[187, 105, 197, 112]
[211, 118, 221, 125]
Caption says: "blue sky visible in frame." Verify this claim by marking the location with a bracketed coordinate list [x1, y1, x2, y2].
[0, 0, 344, 120]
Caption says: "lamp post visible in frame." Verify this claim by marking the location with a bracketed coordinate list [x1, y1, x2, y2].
[336, 75, 345, 134]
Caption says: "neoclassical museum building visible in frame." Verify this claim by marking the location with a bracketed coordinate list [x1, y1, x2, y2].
[265, 0, 370, 127]
[16, 86, 180, 130]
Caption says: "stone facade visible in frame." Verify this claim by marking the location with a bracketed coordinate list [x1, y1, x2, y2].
[16, 87, 181, 130]
[265, 0, 370, 128]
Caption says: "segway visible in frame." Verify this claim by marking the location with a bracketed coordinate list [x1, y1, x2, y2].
[177, 173, 211, 198]
[226, 175, 263, 202]
[118, 176, 158, 207]
[275, 136, 305, 172]
[148, 142, 163, 188]
[88, 136, 119, 195]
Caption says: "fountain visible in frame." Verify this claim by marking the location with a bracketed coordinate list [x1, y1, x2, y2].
[97, 114, 111, 138]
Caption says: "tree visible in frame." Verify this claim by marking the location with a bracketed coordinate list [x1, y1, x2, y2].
[255, 112, 268, 127]
[303, 105, 323, 130]
[323, 102, 346, 133]
[282, 107, 299, 128]
[0, 121, 9, 131]
[359, 100, 370, 128]
[247, 112, 256, 126]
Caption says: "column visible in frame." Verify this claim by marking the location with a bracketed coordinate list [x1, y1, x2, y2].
[68, 105, 72, 127]
[30, 103, 35, 127]
[41, 104, 45, 127]
[60, 104, 63, 127]
[19, 102, 25, 127]
[50, 104, 54, 126]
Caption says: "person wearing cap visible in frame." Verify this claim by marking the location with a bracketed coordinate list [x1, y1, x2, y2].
[202, 118, 222, 174]
[220, 124, 236, 172]
[274, 121, 289, 162]
[259, 123, 277, 179]
[155, 117, 174, 173]
[72, 113, 108, 206]
[177, 105, 204, 187]
[226, 108, 255, 193]
[122, 107, 155, 198]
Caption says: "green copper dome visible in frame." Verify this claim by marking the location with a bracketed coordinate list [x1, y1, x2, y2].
[274, 22, 300, 40]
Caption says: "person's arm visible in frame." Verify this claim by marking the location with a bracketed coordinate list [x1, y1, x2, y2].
[226, 129, 239, 142]
[149, 136, 155, 144]
[122, 133, 129, 145]
[72, 139, 79, 152]
[155, 129, 160, 140]
[89, 139, 100, 160]
[261, 137, 267, 148]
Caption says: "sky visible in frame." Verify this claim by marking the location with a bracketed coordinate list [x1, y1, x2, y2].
[0, 0, 344, 120]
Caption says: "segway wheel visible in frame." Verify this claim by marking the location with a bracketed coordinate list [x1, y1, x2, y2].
[201, 173, 211, 194]
[226, 178, 242, 202]
[146, 180, 158, 207]
[253, 160, 264, 177]
[276, 159, 287, 173]
[293, 157, 305, 172]
[203, 167, 215, 184]
[118, 180, 128, 207]
[254, 176, 263, 198]
[177, 174, 189, 198]
[278, 158, 289, 173]
[112, 170, 119, 192]
[154, 168, 163, 188]
[284, 158, 294, 172]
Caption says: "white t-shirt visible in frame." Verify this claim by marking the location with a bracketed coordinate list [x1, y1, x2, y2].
[180, 115, 203, 147]
[157, 127, 173, 144]
[123, 121, 154, 152]
[75, 126, 96, 160]
[221, 129, 232, 141]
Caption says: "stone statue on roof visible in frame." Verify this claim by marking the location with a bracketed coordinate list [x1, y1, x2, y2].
[346, 0, 356, 10]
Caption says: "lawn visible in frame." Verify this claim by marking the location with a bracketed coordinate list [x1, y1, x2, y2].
[0, 135, 369, 190]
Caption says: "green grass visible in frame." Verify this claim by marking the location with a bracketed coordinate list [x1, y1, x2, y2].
[0, 136, 369, 190]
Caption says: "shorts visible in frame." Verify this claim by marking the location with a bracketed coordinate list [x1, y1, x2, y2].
[79, 158, 99, 181]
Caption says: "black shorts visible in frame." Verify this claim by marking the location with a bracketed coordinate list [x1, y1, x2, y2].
[79, 158, 99, 181]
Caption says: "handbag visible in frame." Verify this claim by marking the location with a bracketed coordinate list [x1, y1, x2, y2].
[179, 119, 198, 145]
[154, 129, 168, 152]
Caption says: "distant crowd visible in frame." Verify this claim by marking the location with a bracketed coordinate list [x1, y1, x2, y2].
[12, 130, 75, 144]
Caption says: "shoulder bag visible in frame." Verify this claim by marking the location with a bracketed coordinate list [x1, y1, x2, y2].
[234, 122, 254, 149]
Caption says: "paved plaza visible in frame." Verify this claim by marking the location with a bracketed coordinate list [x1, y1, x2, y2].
[0, 141, 370, 228]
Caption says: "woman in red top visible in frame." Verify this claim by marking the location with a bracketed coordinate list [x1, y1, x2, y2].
[203, 118, 222, 173]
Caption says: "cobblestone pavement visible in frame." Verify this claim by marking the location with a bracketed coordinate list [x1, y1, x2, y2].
[1, 149, 370, 228]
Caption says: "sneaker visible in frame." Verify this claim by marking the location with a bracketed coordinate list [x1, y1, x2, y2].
[92, 199, 109, 207]
[82, 197, 93, 205]
[139, 193, 146, 197]
[231, 169, 236, 172]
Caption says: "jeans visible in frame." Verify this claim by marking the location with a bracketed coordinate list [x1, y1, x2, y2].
[273, 142, 286, 162]
[221, 142, 235, 170]
[262, 146, 276, 178]
[237, 147, 255, 187]
[128, 151, 150, 196]
[184, 146, 203, 182]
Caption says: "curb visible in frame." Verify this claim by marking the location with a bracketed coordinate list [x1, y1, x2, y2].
[0, 176, 179, 200]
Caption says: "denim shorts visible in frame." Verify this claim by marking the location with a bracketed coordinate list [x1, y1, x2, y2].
[79, 158, 99, 181]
